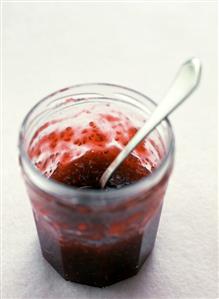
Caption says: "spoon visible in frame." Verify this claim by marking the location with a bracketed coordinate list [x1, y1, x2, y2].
[100, 57, 202, 189]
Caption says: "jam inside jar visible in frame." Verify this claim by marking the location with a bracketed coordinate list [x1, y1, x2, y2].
[19, 84, 174, 287]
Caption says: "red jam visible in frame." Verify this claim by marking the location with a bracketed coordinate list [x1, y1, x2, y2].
[28, 107, 160, 189]
[26, 103, 169, 287]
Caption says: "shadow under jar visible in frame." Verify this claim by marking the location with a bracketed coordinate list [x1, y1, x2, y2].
[19, 83, 175, 287]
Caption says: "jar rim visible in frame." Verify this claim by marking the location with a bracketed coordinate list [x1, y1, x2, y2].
[18, 82, 175, 206]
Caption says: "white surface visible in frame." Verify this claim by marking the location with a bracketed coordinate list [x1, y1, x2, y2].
[2, 2, 218, 299]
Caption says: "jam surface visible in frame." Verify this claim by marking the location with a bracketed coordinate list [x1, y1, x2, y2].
[28, 103, 161, 189]
[27, 103, 167, 287]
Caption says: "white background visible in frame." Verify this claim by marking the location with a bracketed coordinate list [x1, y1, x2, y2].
[2, 2, 218, 299]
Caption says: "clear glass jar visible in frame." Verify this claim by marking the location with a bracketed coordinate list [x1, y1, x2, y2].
[18, 83, 175, 287]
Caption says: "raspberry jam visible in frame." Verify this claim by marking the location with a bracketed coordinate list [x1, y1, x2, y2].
[20, 84, 174, 287]
[28, 106, 159, 188]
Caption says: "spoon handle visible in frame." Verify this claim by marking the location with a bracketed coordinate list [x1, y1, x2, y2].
[100, 58, 202, 188]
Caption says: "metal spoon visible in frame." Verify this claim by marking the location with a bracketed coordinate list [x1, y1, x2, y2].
[100, 57, 202, 189]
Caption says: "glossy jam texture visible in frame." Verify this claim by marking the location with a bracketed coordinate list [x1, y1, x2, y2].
[26, 102, 168, 287]
[28, 103, 162, 188]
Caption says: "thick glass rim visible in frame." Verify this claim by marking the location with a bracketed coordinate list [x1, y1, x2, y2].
[18, 82, 175, 205]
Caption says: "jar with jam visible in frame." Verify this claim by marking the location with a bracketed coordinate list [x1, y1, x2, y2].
[19, 83, 174, 287]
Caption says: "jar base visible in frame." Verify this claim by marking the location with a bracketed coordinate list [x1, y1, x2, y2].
[35, 204, 162, 287]
[42, 246, 154, 287]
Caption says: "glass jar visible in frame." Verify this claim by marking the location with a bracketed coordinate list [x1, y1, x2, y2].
[18, 83, 175, 287]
